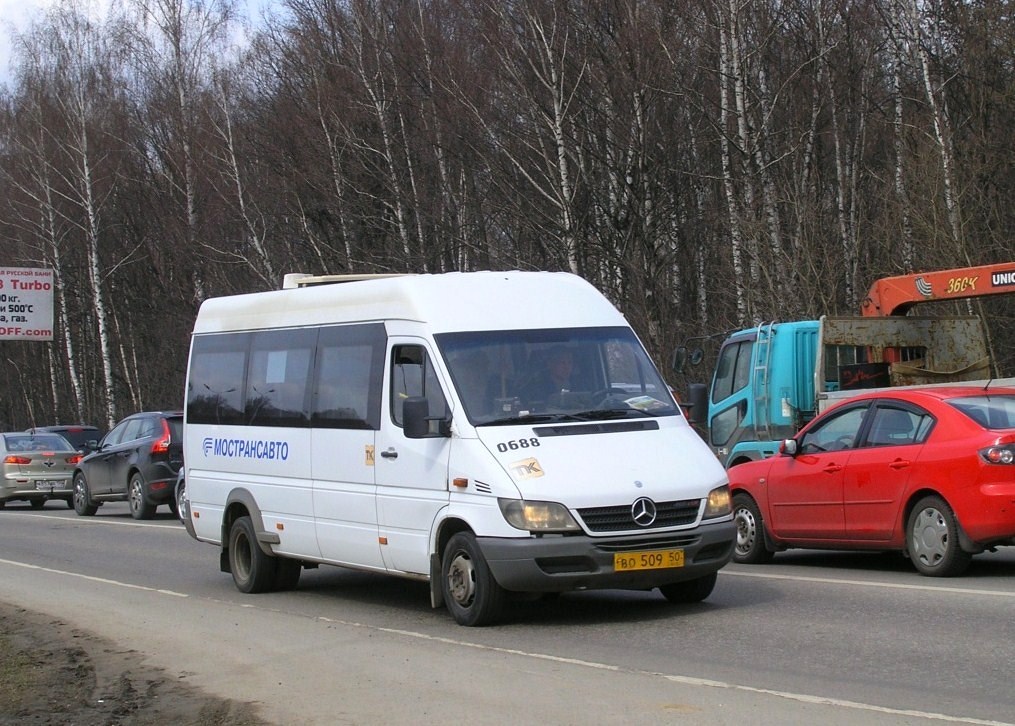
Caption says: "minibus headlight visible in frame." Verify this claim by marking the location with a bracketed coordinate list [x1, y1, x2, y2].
[703, 484, 732, 519]
[498, 499, 580, 532]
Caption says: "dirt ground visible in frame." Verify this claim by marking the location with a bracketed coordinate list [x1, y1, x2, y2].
[0, 602, 268, 726]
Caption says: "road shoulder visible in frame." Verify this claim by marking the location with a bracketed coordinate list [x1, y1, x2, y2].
[0, 600, 267, 726]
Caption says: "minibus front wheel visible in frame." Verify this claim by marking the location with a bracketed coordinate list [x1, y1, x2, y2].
[441, 532, 506, 626]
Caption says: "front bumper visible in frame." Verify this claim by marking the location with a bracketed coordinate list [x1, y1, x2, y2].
[477, 518, 736, 593]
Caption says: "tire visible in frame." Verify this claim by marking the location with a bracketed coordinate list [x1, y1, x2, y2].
[907, 495, 972, 577]
[128, 474, 156, 520]
[732, 493, 775, 564]
[72, 474, 98, 516]
[228, 515, 277, 593]
[273, 558, 302, 591]
[659, 572, 718, 603]
[30, 499, 45, 510]
[441, 532, 506, 626]
[174, 479, 187, 524]
[0, 500, 5, 510]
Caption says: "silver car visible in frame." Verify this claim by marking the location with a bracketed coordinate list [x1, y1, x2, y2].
[0, 432, 83, 509]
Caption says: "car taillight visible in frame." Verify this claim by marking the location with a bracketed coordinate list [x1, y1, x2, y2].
[66, 454, 83, 465]
[151, 418, 172, 454]
[4, 455, 31, 465]
[981, 446, 1015, 465]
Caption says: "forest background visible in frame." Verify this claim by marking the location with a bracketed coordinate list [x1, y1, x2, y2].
[1, 0, 1013, 432]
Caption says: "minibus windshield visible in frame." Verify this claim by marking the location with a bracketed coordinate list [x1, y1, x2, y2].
[436, 327, 679, 426]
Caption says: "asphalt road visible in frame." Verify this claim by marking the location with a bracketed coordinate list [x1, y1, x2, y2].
[2, 500, 1014, 725]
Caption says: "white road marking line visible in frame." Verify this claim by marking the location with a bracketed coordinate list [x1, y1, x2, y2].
[18, 513, 182, 530]
[0, 558, 189, 597]
[723, 569, 1015, 597]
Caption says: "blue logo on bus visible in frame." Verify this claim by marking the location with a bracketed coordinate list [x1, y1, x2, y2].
[202, 436, 290, 461]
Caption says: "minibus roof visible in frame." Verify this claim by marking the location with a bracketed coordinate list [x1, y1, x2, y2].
[193, 271, 628, 334]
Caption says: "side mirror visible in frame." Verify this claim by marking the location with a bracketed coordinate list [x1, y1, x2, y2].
[780, 438, 798, 456]
[403, 396, 450, 439]
[686, 383, 709, 426]
[403, 397, 430, 438]
[672, 346, 688, 374]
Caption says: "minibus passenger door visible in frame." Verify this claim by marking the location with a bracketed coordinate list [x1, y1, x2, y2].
[310, 323, 386, 568]
[375, 341, 452, 575]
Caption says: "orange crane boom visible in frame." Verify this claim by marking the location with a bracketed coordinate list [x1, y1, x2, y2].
[861, 261, 1015, 316]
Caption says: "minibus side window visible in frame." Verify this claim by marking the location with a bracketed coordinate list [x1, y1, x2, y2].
[246, 329, 315, 427]
[187, 333, 248, 425]
[391, 344, 448, 434]
[313, 324, 385, 430]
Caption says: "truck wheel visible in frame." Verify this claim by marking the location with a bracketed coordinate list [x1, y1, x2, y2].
[441, 532, 506, 626]
[907, 496, 972, 577]
[229, 516, 278, 593]
[128, 474, 156, 520]
[733, 493, 775, 564]
[73, 474, 98, 516]
[659, 572, 718, 603]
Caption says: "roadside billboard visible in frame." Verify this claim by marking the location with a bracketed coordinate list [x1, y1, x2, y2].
[0, 267, 55, 341]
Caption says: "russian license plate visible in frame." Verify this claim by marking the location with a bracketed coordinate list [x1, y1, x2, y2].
[614, 548, 685, 572]
[35, 481, 60, 490]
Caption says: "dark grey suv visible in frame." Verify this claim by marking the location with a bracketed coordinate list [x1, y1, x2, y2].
[72, 411, 183, 520]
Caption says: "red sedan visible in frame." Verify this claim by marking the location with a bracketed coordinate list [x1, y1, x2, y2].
[729, 386, 1015, 576]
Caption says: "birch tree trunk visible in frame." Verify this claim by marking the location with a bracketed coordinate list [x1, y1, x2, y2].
[907, 0, 964, 252]
[2, 114, 88, 422]
[717, 1, 748, 324]
[39, 6, 124, 428]
[349, 0, 414, 265]
[130, 0, 235, 297]
[209, 70, 278, 286]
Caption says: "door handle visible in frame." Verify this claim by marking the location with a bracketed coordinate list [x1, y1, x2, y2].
[380, 448, 398, 459]
[889, 460, 910, 470]
[823, 464, 842, 473]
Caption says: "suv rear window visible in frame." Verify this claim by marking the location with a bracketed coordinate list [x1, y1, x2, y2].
[27, 426, 101, 450]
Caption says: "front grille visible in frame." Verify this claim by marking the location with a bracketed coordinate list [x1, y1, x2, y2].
[577, 498, 701, 532]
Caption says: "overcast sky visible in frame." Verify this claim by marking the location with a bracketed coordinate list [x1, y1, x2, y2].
[0, 0, 44, 82]
[0, 0, 262, 87]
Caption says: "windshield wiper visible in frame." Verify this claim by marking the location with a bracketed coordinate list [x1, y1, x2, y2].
[569, 408, 654, 421]
[481, 413, 586, 426]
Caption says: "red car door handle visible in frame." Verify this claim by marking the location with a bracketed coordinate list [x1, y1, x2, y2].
[823, 464, 842, 473]
[889, 460, 910, 470]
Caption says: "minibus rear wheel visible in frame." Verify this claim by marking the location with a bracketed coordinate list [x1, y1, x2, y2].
[229, 515, 277, 593]
[442, 532, 506, 626]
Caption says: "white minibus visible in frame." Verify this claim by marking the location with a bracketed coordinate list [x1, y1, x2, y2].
[182, 271, 734, 625]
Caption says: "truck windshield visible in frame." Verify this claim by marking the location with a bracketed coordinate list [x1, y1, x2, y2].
[436, 327, 679, 425]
